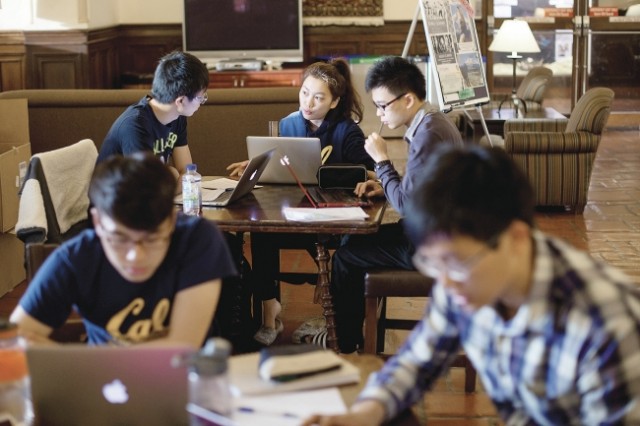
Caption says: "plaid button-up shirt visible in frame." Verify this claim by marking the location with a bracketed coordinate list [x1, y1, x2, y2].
[359, 230, 640, 425]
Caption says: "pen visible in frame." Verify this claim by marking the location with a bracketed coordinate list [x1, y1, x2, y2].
[378, 121, 384, 136]
[237, 406, 299, 418]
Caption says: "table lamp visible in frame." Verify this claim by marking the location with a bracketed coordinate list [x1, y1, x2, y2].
[489, 20, 540, 116]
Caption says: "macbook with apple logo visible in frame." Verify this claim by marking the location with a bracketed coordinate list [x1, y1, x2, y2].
[27, 344, 193, 426]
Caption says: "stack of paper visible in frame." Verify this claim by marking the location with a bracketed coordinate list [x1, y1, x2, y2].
[282, 207, 369, 222]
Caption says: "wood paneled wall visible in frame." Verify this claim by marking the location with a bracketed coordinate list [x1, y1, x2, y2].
[0, 22, 484, 90]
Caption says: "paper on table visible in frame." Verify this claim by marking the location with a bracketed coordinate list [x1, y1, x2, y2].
[282, 207, 369, 222]
[232, 387, 347, 425]
[201, 177, 263, 190]
[201, 177, 239, 190]
[174, 188, 226, 204]
[187, 388, 347, 426]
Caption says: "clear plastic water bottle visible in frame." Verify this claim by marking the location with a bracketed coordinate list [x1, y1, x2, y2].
[182, 164, 202, 216]
[0, 318, 33, 425]
[187, 338, 233, 418]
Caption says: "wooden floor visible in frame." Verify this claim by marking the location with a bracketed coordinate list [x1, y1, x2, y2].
[1, 127, 638, 425]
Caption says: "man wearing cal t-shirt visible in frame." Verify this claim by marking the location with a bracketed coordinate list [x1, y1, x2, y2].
[11, 153, 236, 347]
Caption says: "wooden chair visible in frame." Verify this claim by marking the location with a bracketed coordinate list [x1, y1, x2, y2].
[364, 269, 477, 393]
[25, 242, 86, 343]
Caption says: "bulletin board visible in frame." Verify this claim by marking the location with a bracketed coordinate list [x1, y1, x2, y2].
[414, 0, 490, 111]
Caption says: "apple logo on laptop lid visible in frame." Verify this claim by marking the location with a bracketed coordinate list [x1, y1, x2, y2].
[102, 379, 129, 404]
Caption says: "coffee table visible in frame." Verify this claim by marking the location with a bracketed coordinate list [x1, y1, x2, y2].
[463, 107, 566, 143]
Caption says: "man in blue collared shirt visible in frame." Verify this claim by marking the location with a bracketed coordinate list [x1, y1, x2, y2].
[303, 145, 640, 425]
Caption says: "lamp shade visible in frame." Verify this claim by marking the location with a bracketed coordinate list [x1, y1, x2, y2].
[488, 20, 540, 55]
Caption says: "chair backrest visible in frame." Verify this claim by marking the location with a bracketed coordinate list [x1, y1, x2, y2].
[25, 243, 60, 283]
[516, 66, 553, 103]
[17, 139, 97, 244]
[565, 87, 615, 134]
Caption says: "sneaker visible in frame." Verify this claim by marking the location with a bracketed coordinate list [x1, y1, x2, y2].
[291, 316, 326, 344]
[253, 317, 284, 346]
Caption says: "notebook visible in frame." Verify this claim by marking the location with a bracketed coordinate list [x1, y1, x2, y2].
[280, 155, 372, 208]
[228, 352, 360, 396]
[27, 344, 193, 426]
[246, 136, 321, 184]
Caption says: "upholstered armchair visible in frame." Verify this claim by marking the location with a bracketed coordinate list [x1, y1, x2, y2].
[487, 66, 553, 113]
[502, 87, 614, 213]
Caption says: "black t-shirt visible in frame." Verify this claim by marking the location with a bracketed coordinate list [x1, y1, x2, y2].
[98, 96, 188, 165]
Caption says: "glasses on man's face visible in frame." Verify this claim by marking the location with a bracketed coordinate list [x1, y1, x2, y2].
[412, 236, 499, 282]
[194, 93, 208, 105]
[98, 224, 172, 253]
[373, 93, 407, 112]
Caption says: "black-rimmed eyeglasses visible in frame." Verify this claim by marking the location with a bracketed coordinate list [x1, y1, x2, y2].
[373, 93, 407, 112]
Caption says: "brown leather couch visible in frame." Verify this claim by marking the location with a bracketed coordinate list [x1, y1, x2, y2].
[0, 87, 299, 176]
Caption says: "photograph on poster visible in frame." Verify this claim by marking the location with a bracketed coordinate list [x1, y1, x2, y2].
[418, 0, 489, 109]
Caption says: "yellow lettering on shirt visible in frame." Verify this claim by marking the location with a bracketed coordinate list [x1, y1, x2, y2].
[153, 132, 179, 155]
[106, 298, 170, 342]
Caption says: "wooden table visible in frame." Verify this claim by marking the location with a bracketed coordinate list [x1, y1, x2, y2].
[463, 106, 566, 143]
[201, 184, 387, 352]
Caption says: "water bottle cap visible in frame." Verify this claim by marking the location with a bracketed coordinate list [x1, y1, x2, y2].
[186, 164, 197, 172]
[183, 337, 232, 376]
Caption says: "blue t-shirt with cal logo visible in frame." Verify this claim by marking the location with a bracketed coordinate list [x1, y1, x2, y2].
[98, 96, 188, 165]
[19, 215, 236, 345]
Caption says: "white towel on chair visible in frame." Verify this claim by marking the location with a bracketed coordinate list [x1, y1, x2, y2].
[34, 139, 98, 234]
[16, 178, 48, 236]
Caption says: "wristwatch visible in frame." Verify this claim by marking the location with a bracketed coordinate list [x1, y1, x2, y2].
[374, 159, 392, 172]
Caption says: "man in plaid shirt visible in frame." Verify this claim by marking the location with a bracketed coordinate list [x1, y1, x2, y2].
[303, 145, 640, 426]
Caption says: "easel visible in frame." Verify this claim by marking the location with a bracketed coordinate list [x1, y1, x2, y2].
[401, 0, 493, 146]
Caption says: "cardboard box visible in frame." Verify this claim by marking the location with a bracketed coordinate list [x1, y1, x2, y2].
[0, 99, 31, 232]
[0, 230, 25, 298]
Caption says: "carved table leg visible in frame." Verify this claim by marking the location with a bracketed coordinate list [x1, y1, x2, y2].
[314, 241, 338, 352]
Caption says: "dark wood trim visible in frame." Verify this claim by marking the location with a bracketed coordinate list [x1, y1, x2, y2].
[0, 21, 486, 90]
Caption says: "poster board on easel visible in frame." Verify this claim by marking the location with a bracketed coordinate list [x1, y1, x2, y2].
[403, 0, 490, 112]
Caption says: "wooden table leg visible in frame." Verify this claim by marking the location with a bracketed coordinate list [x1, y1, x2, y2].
[314, 241, 339, 352]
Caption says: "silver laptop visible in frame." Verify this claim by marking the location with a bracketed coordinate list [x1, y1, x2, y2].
[27, 344, 193, 426]
[204, 148, 274, 207]
[246, 136, 321, 184]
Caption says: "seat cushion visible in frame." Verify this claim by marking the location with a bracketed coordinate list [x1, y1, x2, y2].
[364, 269, 434, 298]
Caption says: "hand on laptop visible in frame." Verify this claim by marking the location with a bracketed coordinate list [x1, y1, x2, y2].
[226, 159, 249, 177]
[354, 180, 383, 199]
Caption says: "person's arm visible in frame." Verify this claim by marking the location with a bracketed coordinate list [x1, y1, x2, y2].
[143, 279, 221, 348]
[341, 122, 375, 170]
[171, 145, 193, 177]
[9, 306, 58, 345]
[301, 399, 386, 426]
[575, 327, 640, 424]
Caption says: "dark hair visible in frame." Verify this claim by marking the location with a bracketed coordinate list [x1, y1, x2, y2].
[303, 58, 363, 123]
[151, 51, 209, 104]
[403, 145, 535, 247]
[89, 153, 177, 231]
[365, 56, 426, 101]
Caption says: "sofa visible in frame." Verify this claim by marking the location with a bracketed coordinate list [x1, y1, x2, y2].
[0, 87, 300, 176]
